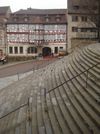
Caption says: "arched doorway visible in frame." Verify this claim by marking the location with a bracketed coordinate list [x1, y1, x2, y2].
[42, 47, 51, 56]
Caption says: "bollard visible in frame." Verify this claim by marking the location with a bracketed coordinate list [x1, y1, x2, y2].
[33, 67, 34, 73]
[44, 88, 48, 112]
[26, 97, 32, 134]
[27, 97, 32, 122]
[17, 72, 19, 80]
[86, 70, 89, 88]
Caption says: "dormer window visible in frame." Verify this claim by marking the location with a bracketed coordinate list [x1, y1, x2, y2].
[56, 15, 61, 22]
[24, 17, 28, 22]
[24, 15, 29, 22]
[14, 17, 17, 22]
[13, 14, 18, 22]
[45, 15, 50, 22]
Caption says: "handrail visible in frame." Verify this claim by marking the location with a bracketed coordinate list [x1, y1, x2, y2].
[47, 62, 100, 93]
[0, 97, 33, 134]
[0, 58, 58, 119]
[0, 57, 57, 79]
[0, 102, 27, 120]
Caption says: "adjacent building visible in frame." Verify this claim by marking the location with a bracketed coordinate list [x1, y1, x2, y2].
[67, 0, 98, 53]
[7, 8, 67, 57]
[0, 6, 11, 55]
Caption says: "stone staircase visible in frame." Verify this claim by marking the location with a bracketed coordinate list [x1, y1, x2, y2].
[0, 43, 100, 134]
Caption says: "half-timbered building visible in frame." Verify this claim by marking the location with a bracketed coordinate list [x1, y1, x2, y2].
[7, 8, 67, 57]
[0, 6, 11, 55]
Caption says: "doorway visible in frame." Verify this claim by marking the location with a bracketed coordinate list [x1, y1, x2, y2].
[42, 47, 51, 56]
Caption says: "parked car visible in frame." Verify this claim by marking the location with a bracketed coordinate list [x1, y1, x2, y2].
[0, 55, 7, 64]
[59, 50, 66, 56]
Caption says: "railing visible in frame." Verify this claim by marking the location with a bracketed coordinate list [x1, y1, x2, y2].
[0, 57, 59, 120]
[47, 62, 100, 94]
[0, 57, 57, 79]
[15, 58, 57, 80]
[0, 57, 58, 133]
[0, 97, 32, 134]
[0, 57, 99, 132]
[0, 102, 27, 120]
[43, 61, 100, 112]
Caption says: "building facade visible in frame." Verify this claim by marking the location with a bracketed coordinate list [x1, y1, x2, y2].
[67, 0, 98, 53]
[7, 8, 67, 57]
[0, 6, 11, 55]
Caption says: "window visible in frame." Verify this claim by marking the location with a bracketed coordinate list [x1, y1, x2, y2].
[20, 47, 23, 54]
[82, 5, 88, 9]
[81, 28, 87, 32]
[72, 27, 78, 32]
[81, 16, 87, 22]
[60, 47, 63, 49]
[46, 18, 49, 22]
[14, 47, 18, 54]
[93, 6, 97, 10]
[45, 15, 50, 22]
[72, 16, 78, 22]
[55, 47, 58, 54]
[14, 17, 18, 22]
[91, 16, 97, 22]
[27, 47, 37, 53]
[56, 18, 60, 22]
[73, 5, 79, 10]
[9, 47, 13, 54]
[56, 15, 61, 22]
[90, 28, 97, 32]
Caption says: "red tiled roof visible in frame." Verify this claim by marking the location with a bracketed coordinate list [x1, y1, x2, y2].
[14, 8, 67, 15]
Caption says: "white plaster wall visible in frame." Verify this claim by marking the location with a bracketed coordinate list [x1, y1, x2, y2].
[43, 43, 66, 53]
[8, 43, 66, 56]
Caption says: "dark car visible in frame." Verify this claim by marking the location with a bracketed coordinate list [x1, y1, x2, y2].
[0, 56, 7, 64]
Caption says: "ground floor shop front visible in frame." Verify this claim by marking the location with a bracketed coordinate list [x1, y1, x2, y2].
[7, 43, 67, 57]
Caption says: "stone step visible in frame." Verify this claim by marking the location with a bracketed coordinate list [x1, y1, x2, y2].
[52, 71, 79, 134]
[83, 47, 100, 62]
[76, 51, 100, 78]
[68, 62, 100, 114]
[79, 50, 100, 74]
[66, 66, 100, 128]
[73, 53, 100, 95]
[55, 68, 91, 134]
[31, 86, 39, 134]
[87, 44, 100, 57]
[59, 67, 99, 134]
[46, 77, 62, 134]
[69, 60, 98, 107]
[70, 56, 100, 104]
[49, 73, 69, 134]
[37, 89, 45, 134]
[61, 66, 100, 134]
[41, 89, 53, 134]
